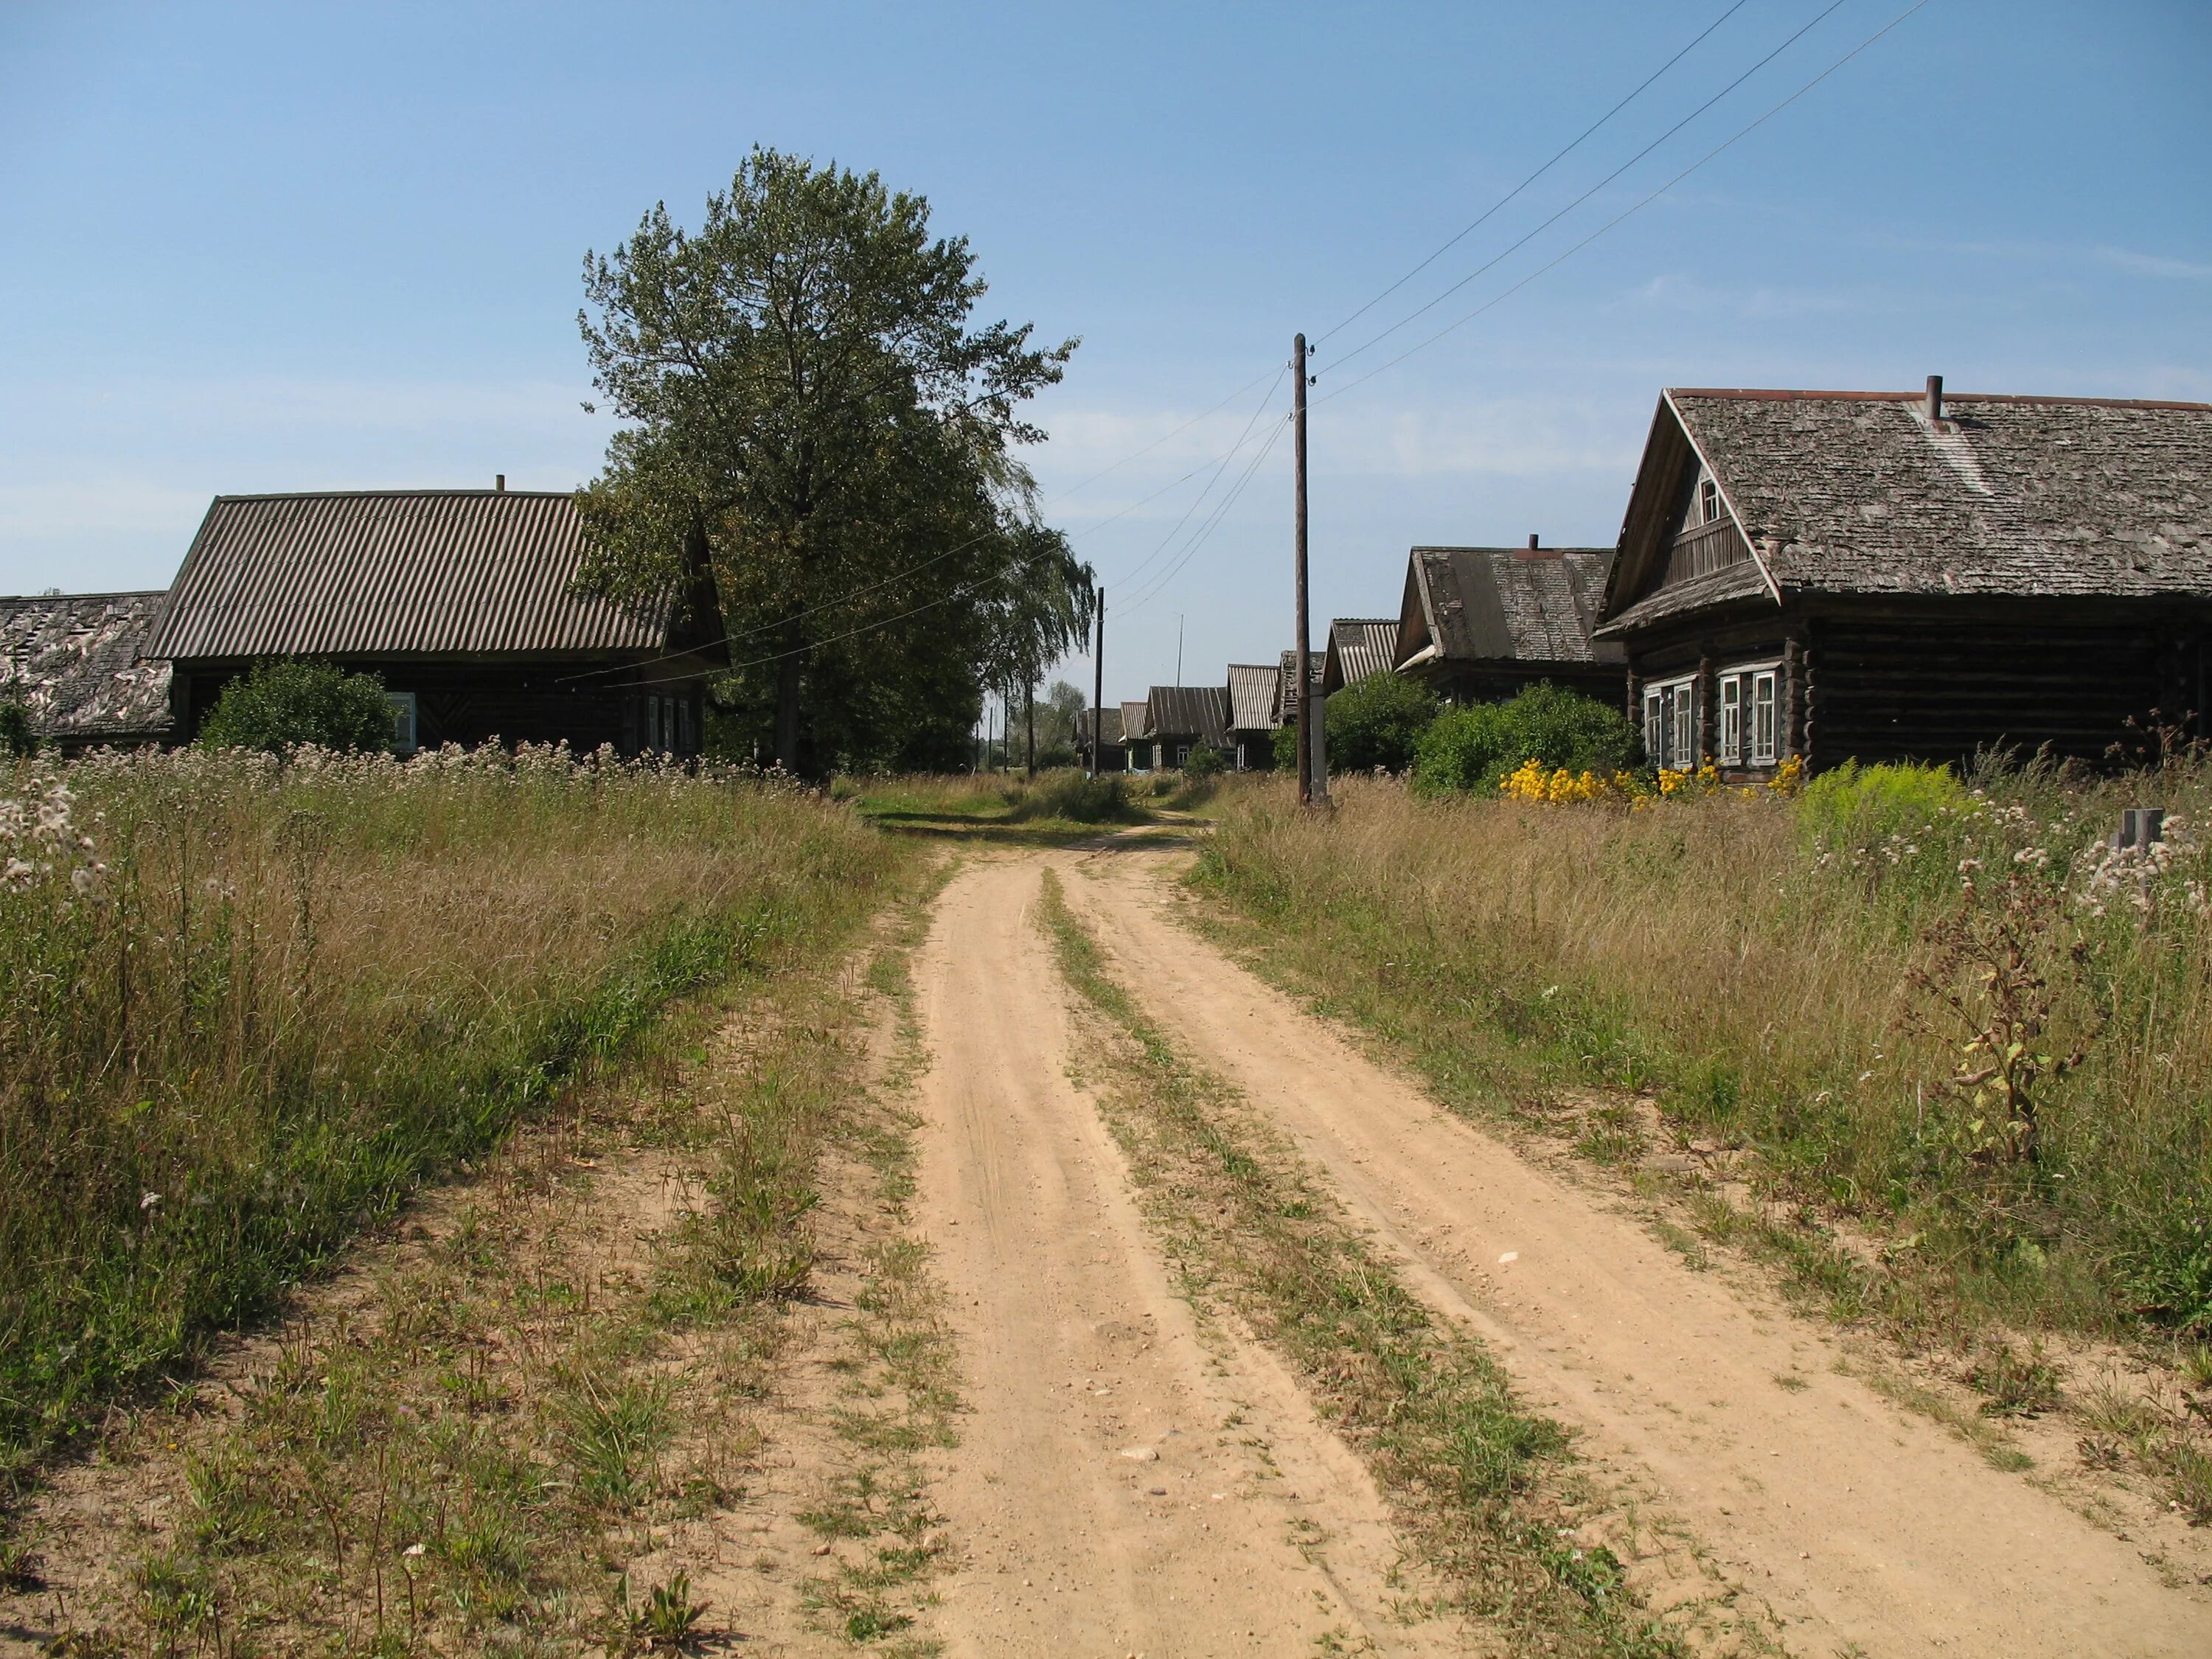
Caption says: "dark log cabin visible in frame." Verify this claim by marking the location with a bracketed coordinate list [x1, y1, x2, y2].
[1596, 383, 2212, 778]
[1391, 541, 1625, 705]
[1141, 684, 1230, 771]
[143, 488, 726, 757]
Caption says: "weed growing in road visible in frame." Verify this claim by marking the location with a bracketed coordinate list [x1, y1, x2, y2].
[1037, 871, 1715, 1659]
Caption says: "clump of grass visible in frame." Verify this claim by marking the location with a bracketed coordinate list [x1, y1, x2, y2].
[1194, 765, 2212, 1345]
[0, 742, 897, 1494]
[1962, 1340, 2064, 1417]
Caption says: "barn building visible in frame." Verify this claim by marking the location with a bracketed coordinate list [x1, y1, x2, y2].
[0, 591, 175, 752]
[1391, 541, 1624, 706]
[1596, 382, 2212, 777]
[142, 488, 726, 757]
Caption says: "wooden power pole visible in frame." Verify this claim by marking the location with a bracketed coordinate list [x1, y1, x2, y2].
[1293, 333, 1312, 807]
[1090, 590, 1106, 777]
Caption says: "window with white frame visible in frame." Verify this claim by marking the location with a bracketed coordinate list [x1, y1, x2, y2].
[1718, 677, 1742, 765]
[386, 691, 417, 756]
[1750, 669, 1778, 765]
[1641, 675, 1698, 771]
[1698, 474, 1721, 525]
[1175, 744, 1190, 768]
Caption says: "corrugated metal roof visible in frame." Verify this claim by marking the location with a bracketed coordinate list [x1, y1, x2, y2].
[1144, 684, 1230, 745]
[1226, 663, 1279, 730]
[142, 491, 673, 661]
[1321, 618, 1399, 694]
[1121, 698, 1152, 740]
[1, 591, 173, 740]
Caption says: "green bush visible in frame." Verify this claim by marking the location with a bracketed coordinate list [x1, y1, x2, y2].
[198, 661, 398, 755]
[1798, 760, 1970, 852]
[0, 700, 33, 759]
[1324, 673, 1439, 774]
[1182, 742, 1228, 779]
[1006, 768, 1138, 824]
[1271, 721, 1299, 771]
[1413, 684, 1636, 793]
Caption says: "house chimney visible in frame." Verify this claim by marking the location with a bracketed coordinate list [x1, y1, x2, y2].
[1528, 533, 1540, 551]
[495, 473, 507, 493]
[1925, 375, 1943, 424]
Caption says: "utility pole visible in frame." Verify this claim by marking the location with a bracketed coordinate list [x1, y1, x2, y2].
[1025, 679, 1036, 779]
[1293, 333, 1312, 807]
[1090, 590, 1106, 777]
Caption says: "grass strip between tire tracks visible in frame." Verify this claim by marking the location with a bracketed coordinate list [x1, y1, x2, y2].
[1035, 868, 1698, 1659]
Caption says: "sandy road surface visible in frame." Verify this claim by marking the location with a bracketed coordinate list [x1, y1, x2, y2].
[909, 855, 1470, 1658]
[1054, 839, 2211, 1659]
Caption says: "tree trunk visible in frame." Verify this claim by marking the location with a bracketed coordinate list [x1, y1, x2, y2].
[774, 642, 803, 773]
[1026, 682, 1036, 779]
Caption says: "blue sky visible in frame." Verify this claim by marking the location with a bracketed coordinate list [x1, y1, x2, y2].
[3, 1, 2208, 708]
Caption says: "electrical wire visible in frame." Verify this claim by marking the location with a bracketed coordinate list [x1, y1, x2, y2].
[1105, 362, 1289, 597]
[1319, 0, 1854, 378]
[1119, 412, 1293, 616]
[1313, 0, 1933, 409]
[1312, 0, 1753, 349]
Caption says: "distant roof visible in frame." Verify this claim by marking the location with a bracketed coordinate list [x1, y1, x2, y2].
[1402, 546, 1620, 668]
[1144, 684, 1229, 746]
[142, 490, 676, 662]
[1121, 698, 1151, 739]
[1276, 648, 1324, 722]
[1226, 663, 1279, 730]
[0, 591, 173, 742]
[1321, 618, 1400, 694]
[1604, 389, 2212, 630]
[1077, 705, 1125, 747]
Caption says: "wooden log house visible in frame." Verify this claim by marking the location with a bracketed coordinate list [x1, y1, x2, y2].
[1595, 381, 2212, 777]
[1391, 541, 1624, 706]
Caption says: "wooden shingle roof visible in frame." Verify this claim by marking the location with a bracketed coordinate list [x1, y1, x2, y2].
[1603, 389, 2212, 631]
[1399, 546, 1620, 669]
[0, 591, 173, 743]
[143, 490, 675, 663]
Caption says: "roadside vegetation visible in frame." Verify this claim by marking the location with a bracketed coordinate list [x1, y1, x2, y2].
[0, 741, 900, 1500]
[1037, 871, 1717, 1659]
[1196, 759, 2212, 1461]
[844, 766, 1147, 841]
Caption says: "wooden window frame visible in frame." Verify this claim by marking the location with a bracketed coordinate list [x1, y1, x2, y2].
[1718, 676, 1742, 765]
[386, 690, 417, 757]
[1644, 674, 1697, 770]
[1750, 669, 1778, 765]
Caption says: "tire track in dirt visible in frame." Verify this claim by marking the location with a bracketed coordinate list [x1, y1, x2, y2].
[908, 855, 1471, 1657]
[1055, 840, 2211, 1659]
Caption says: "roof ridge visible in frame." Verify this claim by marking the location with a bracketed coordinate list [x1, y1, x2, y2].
[1413, 543, 1612, 554]
[0, 589, 170, 602]
[210, 488, 577, 502]
[1669, 388, 2212, 412]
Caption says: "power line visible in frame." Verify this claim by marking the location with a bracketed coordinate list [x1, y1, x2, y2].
[1120, 412, 1293, 616]
[1312, 0, 1754, 349]
[1319, 0, 1854, 379]
[1315, 0, 1934, 408]
[1105, 364, 1289, 596]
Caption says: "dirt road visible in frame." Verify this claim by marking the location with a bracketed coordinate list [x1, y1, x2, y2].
[908, 854, 1468, 1656]
[1026, 838, 2209, 1658]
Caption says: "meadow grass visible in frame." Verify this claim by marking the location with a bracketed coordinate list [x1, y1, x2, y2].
[0, 742, 901, 1495]
[1196, 764, 2212, 1352]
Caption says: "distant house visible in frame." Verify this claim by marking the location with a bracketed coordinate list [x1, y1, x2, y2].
[1275, 647, 1324, 728]
[0, 591, 173, 752]
[1319, 618, 1400, 696]
[142, 489, 726, 757]
[1595, 381, 2212, 776]
[1393, 540, 1624, 707]
[1142, 684, 1230, 771]
[1075, 703, 1127, 772]
[1225, 663, 1281, 770]
[1120, 699, 1154, 770]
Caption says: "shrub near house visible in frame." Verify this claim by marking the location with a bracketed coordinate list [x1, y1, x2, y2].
[1413, 684, 1636, 793]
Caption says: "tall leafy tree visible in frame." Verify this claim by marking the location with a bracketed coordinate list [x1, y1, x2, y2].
[577, 147, 1092, 773]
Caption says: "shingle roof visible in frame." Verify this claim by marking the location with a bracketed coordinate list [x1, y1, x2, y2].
[142, 491, 673, 662]
[1276, 649, 1324, 723]
[1077, 706, 1125, 747]
[1403, 546, 1621, 667]
[0, 591, 173, 742]
[1144, 684, 1229, 746]
[1667, 389, 2212, 601]
[1226, 663, 1279, 731]
[1321, 619, 1400, 694]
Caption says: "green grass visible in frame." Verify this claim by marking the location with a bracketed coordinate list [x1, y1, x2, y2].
[0, 745, 903, 1498]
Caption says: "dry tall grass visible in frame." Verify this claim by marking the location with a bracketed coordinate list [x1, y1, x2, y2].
[1202, 768, 2212, 1342]
[0, 743, 896, 1486]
